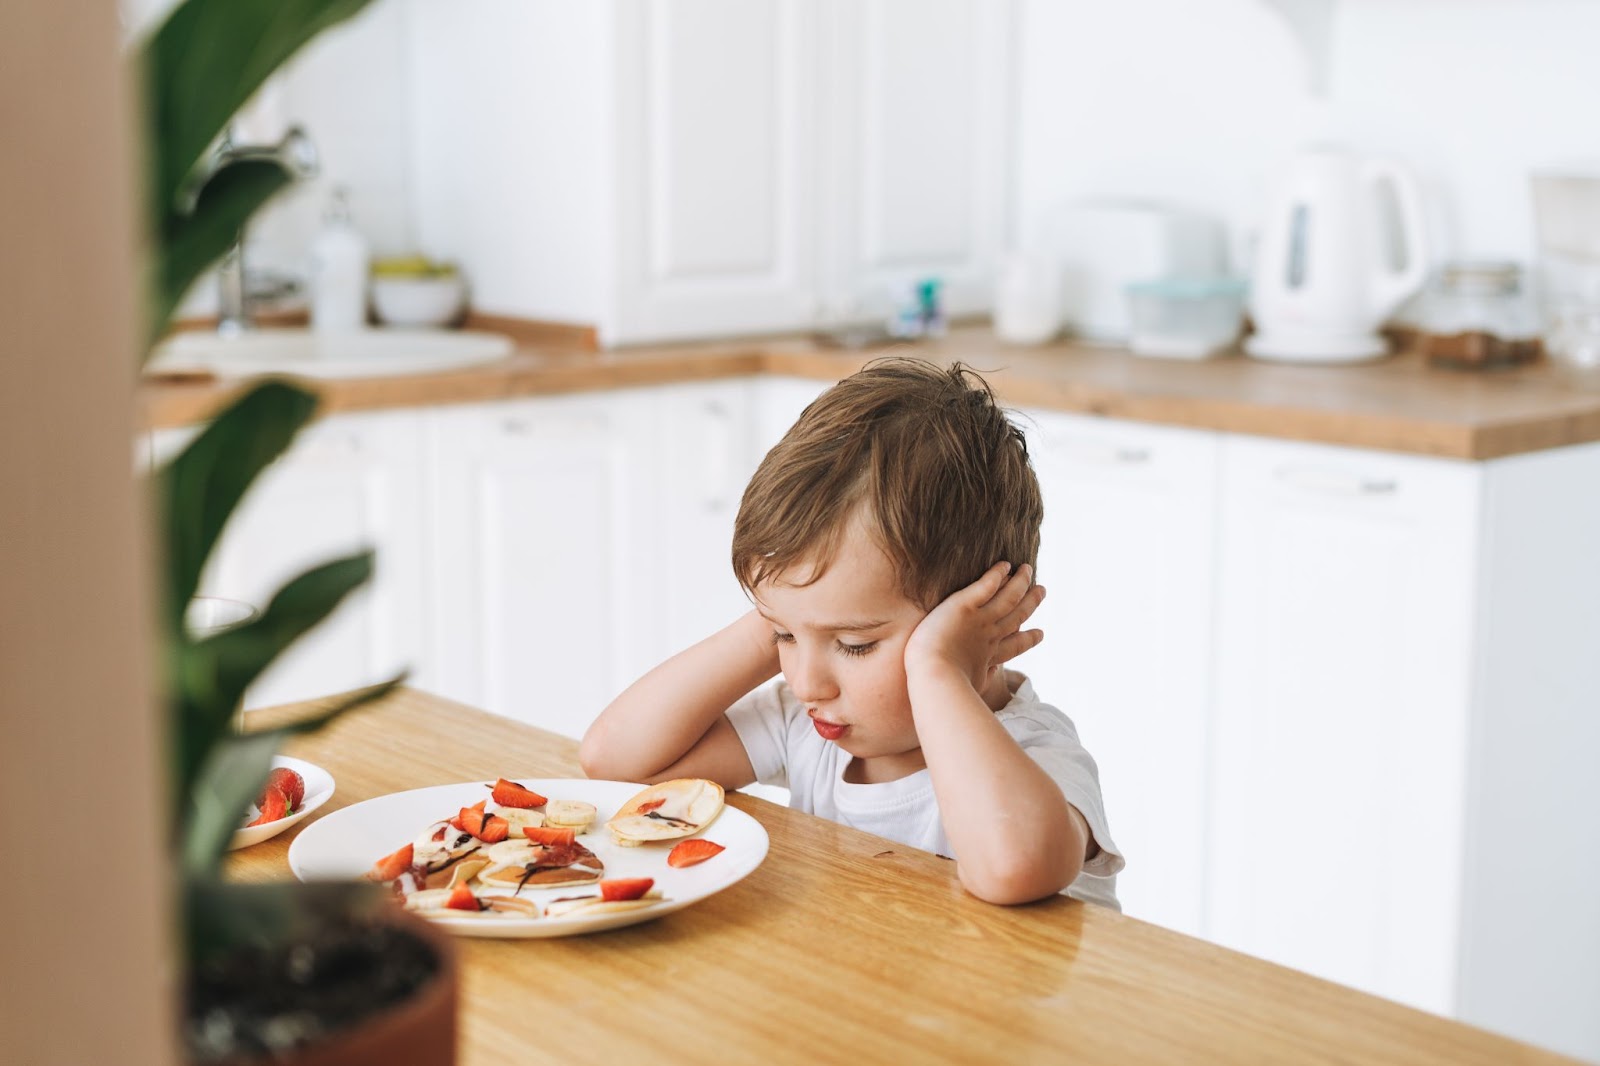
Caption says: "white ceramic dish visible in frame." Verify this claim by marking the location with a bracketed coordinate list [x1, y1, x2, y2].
[229, 755, 336, 851]
[288, 778, 768, 939]
[370, 276, 465, 328]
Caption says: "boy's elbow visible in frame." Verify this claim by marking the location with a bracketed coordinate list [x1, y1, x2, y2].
[957, 852, 1080, 906]
[577, 724, 618, 780]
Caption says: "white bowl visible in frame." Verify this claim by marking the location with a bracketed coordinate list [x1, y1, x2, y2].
[371, 275, 466, 328]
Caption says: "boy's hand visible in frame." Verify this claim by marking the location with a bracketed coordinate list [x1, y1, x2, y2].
[904, 562, 1045, 690]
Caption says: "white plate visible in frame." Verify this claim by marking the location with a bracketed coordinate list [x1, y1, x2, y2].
[287, 779, 769, 939]
[229, 756, 336, 851]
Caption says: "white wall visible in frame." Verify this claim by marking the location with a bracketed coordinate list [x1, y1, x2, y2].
[1014, 0, 1600, 281]
[405, 0, 610, 323]
[126, 0, 418, 316]
[140, 0, 1600, 321]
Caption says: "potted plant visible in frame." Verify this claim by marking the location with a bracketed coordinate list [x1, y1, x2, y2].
[140, 1, 457, 1061]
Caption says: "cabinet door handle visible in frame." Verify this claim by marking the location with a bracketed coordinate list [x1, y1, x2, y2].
[701, 401, 732, 512]
[1047, 439, 1153, 466]
[299, 433, 364, 460]
[1273, 466, 1399, 496]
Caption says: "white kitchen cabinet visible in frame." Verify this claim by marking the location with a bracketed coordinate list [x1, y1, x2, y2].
[427, 391, 658, 738]
[642, 380, 763, 663]
[424, 380, 761, 739]
[408, 0, 1015, 345]
[1207, 435, 1482, 1015]
[1019, 411, 1219, 938]
[155, 409, 431, 711]
[813, 0, 1015, 325]
[1203, 434, 1600, 1065]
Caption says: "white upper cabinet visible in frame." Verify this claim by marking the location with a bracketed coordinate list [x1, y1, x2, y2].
[814, 0, 1014, 324]
[612, 0, 820, 342]
[1021, 411, 1219, 938]
[1206, 435, 1481, 1015]
[408, 0, 1015, 345]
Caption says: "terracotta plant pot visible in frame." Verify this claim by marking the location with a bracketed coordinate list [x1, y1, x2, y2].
[185, 882, 458, 1066]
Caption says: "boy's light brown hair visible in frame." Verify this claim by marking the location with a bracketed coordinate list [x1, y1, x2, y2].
[733, 357, 1043, 610]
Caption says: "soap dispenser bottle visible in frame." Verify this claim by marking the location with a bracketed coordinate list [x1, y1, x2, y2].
[309, 185, 369, 332]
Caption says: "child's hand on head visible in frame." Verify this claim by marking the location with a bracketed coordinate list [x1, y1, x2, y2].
[904, 562, 1046, 691]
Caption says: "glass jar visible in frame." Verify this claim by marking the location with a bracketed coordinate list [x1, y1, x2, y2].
[1416, 261, 1542, 370]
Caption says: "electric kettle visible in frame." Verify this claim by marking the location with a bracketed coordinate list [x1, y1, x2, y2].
[1246, 146, 1428, 363]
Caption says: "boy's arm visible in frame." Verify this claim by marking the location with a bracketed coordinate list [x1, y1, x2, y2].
[579, 609, 778, 788]
[904, 563, 1089, 906]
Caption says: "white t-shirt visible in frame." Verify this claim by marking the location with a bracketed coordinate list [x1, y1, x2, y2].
[725, 671, 1123, 909]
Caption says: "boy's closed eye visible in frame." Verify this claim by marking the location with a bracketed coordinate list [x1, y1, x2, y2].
[768, 629, 881, 658]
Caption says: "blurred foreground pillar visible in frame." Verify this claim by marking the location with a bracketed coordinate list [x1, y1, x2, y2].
[0, 1, 176, 1064]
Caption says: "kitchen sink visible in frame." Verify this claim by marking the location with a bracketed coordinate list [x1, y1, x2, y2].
[145, 327, 515, 380]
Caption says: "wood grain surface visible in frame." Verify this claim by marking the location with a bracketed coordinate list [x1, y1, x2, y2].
[230, 688, 1576, 1065]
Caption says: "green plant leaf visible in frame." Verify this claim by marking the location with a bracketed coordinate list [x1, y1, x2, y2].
[148, 159, 290, 354]
[142, 0, 375, 231]
[174, 551, 382, 818]
[182, 675, 405, 877]
[159, 379, 319, 633]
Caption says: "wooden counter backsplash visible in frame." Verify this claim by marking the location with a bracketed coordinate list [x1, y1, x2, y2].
[139, 324, 1600, 460]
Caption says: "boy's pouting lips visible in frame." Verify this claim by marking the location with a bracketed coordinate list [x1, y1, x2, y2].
[753, 513, 1012, 786]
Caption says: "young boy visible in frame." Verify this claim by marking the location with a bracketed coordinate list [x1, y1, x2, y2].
[580, 358, 1121, 907]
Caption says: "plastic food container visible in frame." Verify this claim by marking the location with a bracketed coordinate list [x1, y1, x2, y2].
[1125, 277, 1248, 359]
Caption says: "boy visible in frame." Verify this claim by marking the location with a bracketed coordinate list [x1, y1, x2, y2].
[580, 358, 1121, 906]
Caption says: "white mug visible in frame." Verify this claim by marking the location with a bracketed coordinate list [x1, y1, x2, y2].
[994, 254, 1063, 345]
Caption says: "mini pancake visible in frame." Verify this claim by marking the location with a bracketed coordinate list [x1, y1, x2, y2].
[606, 778, 724, 845]
[403, 888, 540, 918]
[477, 839, 604, 889]
[543, 890, 664, 919]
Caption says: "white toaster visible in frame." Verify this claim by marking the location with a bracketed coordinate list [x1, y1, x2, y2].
[1046, 200, 1227, 345]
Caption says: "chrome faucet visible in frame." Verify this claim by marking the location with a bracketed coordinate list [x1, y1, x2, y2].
[185, 125, 319, 335]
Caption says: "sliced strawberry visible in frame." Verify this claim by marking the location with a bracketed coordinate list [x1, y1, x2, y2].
[445, 882, 481, 912]
[449, 800, 485, 833]
[247, 786, 288, 827]
[258, 768, 305, 813]
[600, 877, 654, 902]
[368, 843, 415, 882]
[636, 798, 666, 814]
[430, 826, 448, 842]
[460, 806, 510, 843]
[522, 824, 576, 847]
[667, 839, 725, 868]
[490, 778, 547, 809]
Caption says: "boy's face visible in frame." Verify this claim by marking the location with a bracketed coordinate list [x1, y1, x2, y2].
[753, 515, 930, 783]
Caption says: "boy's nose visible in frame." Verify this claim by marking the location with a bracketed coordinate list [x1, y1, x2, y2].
[786, 646, 838, 704]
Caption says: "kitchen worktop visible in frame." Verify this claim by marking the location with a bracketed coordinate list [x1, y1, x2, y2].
[232, 687, 1579, 1065]
[141, 325, 1600, 460]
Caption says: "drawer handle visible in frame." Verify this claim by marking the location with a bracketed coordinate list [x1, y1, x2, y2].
[1047, 439, 1153, 466]
[1274, 466, 1398, 496]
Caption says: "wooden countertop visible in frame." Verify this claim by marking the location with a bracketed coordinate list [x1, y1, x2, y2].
[231, 688, 1573, 1065]
[141, 326, 1600, 460]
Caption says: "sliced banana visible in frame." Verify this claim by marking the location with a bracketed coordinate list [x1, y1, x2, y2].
[402, 889, 454, 912]
[544, 799, 596, 831]
[497, 807, 546, 834]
